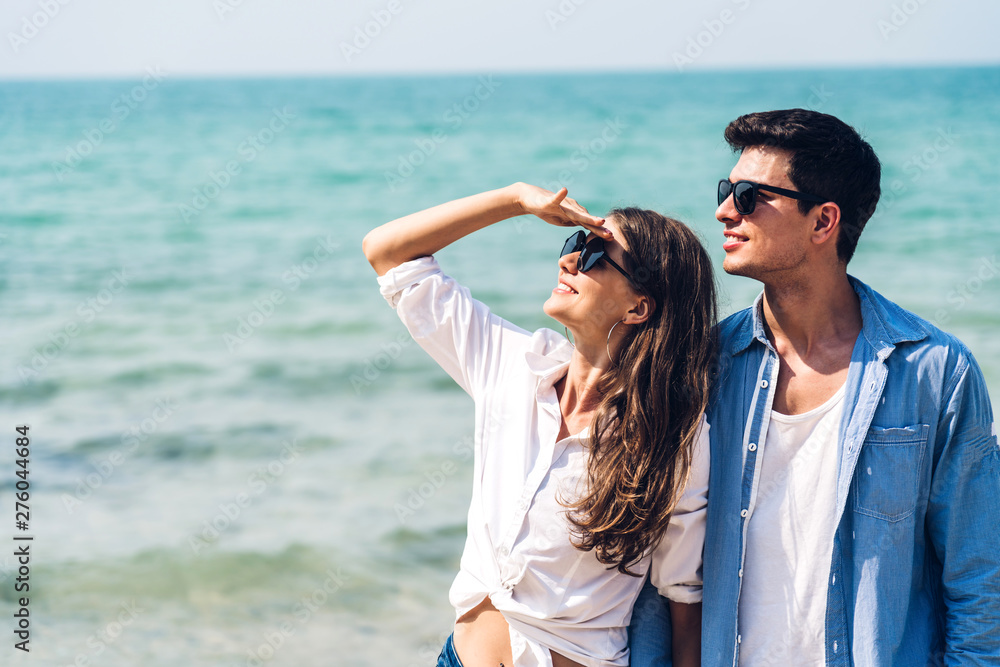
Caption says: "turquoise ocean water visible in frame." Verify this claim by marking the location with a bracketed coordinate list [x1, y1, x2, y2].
[1, 67, 998, 666]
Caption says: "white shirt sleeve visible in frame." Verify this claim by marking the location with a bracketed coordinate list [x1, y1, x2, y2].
[649, 414, 710, 604]
[375, 255, 527, 401]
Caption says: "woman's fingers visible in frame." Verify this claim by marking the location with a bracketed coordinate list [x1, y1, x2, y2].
[522, 183, 612, 237]
[564, 205, 610, 237]
[580, 219, 613, 238]
[559, 196, 610, 235]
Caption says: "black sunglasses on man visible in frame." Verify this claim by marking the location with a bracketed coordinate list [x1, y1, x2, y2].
[718, 179, 827, 216]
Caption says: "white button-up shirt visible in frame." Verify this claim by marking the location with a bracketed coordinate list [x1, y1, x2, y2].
[377, 256, 709, 667]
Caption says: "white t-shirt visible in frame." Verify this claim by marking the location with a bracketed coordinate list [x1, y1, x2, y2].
[377, 256, 710, 667]
[737, 382, 846, 666]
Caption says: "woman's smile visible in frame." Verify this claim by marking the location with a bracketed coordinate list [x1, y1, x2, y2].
[553, 278, 578, 295]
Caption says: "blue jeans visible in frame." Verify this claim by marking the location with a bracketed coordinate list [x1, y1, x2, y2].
[435, 633, 464, 667]
[628, 577, 673, 666]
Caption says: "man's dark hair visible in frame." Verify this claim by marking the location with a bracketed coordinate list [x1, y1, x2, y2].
[724, 109, 881, 264]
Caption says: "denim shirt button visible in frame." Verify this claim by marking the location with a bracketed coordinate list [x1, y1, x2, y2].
[737, 634, 742, 644]
[833, 641, 838, 653]
[832, 574, 836, 585]
[740, 509, 748, 518]
[760, 380, 768, 388]
[738, 568, 743, 577]
[748, 442, 757, 452]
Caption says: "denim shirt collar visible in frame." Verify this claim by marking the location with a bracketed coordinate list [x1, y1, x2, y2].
[723, 274, 930, 359]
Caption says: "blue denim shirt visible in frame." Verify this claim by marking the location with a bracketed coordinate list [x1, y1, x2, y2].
[629, 275, 1000, 666]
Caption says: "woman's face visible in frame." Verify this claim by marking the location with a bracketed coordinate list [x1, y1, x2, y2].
[543, 217, 643, 343]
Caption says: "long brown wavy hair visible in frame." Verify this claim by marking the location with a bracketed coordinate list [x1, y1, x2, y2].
[561, 207, 717, 575]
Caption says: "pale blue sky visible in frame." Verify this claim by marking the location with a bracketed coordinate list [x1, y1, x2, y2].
[2, 0, 998, 78]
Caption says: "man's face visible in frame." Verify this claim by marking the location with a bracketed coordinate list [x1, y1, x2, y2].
[716, 146, 816, 281]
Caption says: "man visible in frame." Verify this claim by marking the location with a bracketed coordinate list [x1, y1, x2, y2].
[629, 109, 999, 665]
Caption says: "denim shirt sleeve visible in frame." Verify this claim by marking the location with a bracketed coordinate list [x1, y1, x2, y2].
[925, 352, 1000, 663]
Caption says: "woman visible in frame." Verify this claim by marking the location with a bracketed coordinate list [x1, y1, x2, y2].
[362, 183, 717, 667]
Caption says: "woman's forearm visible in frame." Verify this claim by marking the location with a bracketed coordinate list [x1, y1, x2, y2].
[362, 183, 524, 276]
[669, 600, 701, 667]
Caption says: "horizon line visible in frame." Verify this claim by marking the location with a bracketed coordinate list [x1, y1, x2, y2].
[1, 60, 998, 83]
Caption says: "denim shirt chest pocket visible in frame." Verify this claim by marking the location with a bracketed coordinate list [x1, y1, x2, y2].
[852, 423, 930, 522]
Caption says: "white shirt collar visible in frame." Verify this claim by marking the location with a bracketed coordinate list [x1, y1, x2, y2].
[523, 329, 575, 390]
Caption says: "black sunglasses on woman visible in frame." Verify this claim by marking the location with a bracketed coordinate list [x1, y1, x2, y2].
[561, 230, 641, 289]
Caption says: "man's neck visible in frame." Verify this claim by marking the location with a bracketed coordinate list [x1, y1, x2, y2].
[760, 268, 863, 357]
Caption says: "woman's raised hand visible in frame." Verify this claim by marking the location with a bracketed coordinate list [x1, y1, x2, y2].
[363, 183, 611, 277]
[515, 183, 612, 239]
